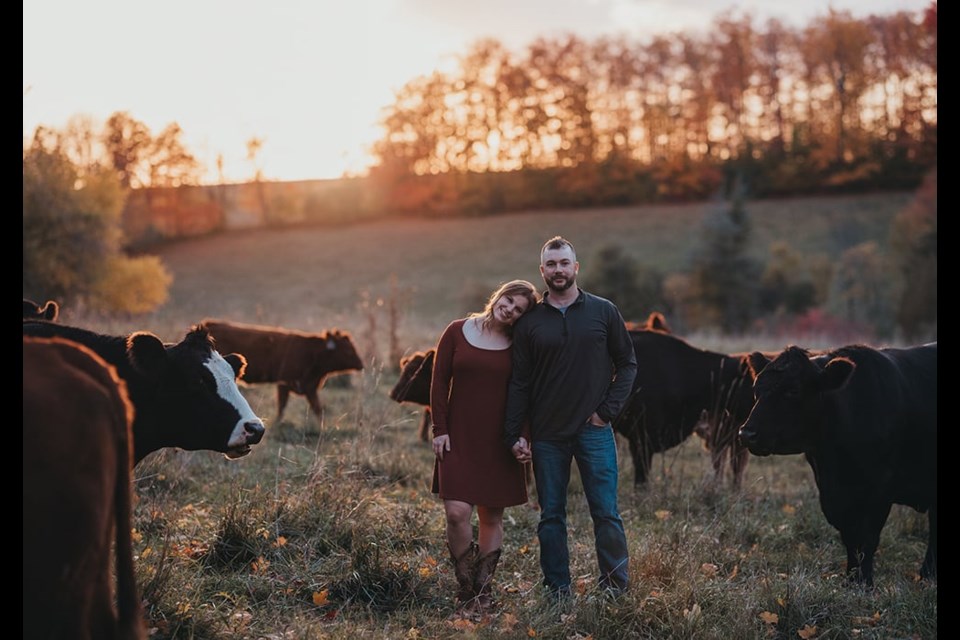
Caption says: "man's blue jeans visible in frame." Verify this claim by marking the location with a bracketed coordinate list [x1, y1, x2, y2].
[531, 422, 629, 593]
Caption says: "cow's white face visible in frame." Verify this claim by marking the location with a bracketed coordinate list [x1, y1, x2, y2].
[206, 351, 265, 458]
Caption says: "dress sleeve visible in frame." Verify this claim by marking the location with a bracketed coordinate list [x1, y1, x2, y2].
[429, 321, 457, 438]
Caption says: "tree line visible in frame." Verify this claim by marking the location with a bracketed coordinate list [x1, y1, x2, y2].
[583, 168, 936, 341]
[370, 4, 937, 213]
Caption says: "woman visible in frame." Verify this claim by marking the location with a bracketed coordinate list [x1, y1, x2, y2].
[430, 279, 539, 615]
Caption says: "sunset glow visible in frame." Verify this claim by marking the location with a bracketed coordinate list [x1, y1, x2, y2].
[23, 0, 930, 184]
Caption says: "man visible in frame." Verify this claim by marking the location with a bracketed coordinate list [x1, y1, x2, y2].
[503, 236, 638, 599]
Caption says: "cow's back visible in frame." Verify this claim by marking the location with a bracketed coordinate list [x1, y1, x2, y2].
[202, 319, 311, 382]
[23, 336, 144, 640]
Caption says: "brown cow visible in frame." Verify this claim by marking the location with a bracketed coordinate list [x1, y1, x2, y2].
[201, 319, 364, 422]
[23, 336, 145, 640]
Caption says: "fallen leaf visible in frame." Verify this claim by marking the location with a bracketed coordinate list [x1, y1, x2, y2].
[655, 509, 671, 521]
[782, 503, 796, 515]
[527, 627, 537, 637]
[449, 618, 476, 631]
[727, 564, 739, 580]
[312, 590, 329, 606]
[251, 557, 269, 574]
[760, 611, 779, 624]
[500, 613, 519, 632]
[797, 624, 817, 638]
[418, 566, 432, 578]
[701, 563, 718, 578]
[273, 535, 287, 547]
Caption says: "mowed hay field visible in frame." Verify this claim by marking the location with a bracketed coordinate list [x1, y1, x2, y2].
[60, 192, 935, 639]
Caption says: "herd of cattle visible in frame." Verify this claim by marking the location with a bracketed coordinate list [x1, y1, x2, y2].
[22, 298, 936, 637]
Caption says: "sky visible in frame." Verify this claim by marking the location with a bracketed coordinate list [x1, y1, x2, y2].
[23, 0, 932, 184]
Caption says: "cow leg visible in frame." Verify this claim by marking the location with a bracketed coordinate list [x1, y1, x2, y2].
[920, 506, 937, 580]
[729, 442, 749, 489]
[632, 436, 653, 487]
[710, 445, 727, 483]
[418, 409, 431, 442]
[276, 384, 291, 421]
[842, 502, 891, 587]
[840, 527, 867, 585]
[305, 390, 323, 417]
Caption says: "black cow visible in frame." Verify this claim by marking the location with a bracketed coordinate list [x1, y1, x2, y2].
[22, 321, 266, 465]
[738, 343, 937, 586]
[613, 329, 756, 487]
[23, 298, 59, 321]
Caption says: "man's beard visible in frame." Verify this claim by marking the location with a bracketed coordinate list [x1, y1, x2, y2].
[546, 274, 576, 293]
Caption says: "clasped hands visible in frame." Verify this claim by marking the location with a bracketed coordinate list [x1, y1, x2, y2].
[511, 437, 531, 464]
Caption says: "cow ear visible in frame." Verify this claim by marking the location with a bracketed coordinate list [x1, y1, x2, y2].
[647, 312, 670, 333]
[819, 356, 855, 393]
[42, 301, 59, 321]
[127, 331, 168, 376]
[224, 353, 248, 380]
[744, 351, 769, 380]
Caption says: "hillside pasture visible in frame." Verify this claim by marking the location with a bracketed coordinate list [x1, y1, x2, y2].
[51, 193, 934, 639]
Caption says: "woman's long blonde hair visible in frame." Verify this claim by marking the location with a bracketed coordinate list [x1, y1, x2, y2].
[471, 279, 540, 335]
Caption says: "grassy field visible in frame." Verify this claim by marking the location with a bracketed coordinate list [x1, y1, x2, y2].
[86, 190, 915, 359]
[57, 192, 935, 639]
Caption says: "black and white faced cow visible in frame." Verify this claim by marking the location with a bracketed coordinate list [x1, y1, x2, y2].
[739, 343, 937, 587]
[22, 321, 266, 465]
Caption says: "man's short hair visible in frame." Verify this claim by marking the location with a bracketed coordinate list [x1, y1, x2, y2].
[541, 236, 576, 260]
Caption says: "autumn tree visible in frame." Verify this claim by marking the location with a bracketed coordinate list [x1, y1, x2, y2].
[103, 111, 202, 188]
[583, 244, 666, 324]
[825, 241, 897, 337]
[23, 134, 172, 314]
[890, 166, 936, 338]
[687, 182, 762, 332]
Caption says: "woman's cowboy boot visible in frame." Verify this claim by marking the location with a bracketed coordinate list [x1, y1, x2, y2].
[472, 548, 502, 613]
[449, 542, 479, 613]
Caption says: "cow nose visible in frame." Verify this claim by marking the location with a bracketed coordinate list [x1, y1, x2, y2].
[245, 420, 266, 444]
[738, 427, 755, 445]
